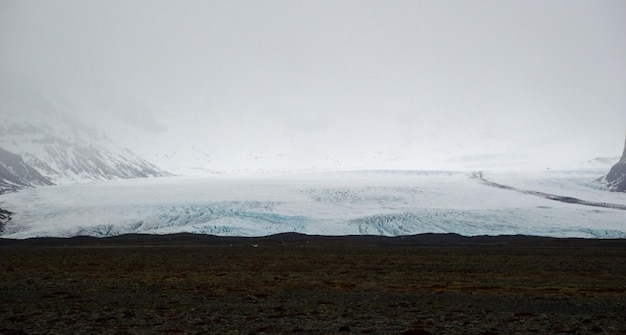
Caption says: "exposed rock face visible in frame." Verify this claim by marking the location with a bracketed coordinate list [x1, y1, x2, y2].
[0, 207, 11, 232]
[606, 137, 626, 192]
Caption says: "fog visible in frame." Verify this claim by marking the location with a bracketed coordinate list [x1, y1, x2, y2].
[1, 0, 625, 171]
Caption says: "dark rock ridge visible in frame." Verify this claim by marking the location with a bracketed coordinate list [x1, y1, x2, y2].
[606, 135, 626, 192]
[474, 171, 626, 210]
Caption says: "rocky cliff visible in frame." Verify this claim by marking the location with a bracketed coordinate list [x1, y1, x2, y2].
[606, 136, 626, 192]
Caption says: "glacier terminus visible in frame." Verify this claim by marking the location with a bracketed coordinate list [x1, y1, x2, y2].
[1, 169, 625, 239]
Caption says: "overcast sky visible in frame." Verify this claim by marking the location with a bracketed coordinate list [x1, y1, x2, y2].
[1, 0, 625, 170]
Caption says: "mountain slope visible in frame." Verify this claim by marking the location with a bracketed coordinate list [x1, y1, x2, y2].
[0, 146, 53, 194]
[0, 95, 171, 189]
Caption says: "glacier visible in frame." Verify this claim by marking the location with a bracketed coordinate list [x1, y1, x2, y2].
[1, 169, 625, 239]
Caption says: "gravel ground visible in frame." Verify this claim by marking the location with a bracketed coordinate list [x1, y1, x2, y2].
[1, 234, 625, 334]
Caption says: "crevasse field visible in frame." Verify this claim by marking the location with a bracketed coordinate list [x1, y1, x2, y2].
[1, 169, 625, 239]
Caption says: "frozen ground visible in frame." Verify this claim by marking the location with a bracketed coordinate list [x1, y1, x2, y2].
[1, 169, 625, 239]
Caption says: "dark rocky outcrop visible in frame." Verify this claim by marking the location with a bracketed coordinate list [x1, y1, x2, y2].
[0, 207, 11, 232]
[606, 135, 626, 192]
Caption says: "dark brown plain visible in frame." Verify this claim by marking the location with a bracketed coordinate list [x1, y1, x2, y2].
[1, 233, 625, 334]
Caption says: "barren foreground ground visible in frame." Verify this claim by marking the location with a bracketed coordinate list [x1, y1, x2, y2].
[1, 234, 625, 334]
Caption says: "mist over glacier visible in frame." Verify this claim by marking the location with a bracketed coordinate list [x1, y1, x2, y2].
[2, 1, 626, 174]
[2, 169, 625, 239]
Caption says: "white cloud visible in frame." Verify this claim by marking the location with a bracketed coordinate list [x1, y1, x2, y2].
[1, 0, 625, 171]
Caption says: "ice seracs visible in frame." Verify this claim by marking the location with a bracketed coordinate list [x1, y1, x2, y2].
[2, 170, 625, 239]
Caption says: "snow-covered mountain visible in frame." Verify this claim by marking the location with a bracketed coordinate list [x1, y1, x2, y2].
[0, 146, 53, 194]
[0, 95, 171, 193]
